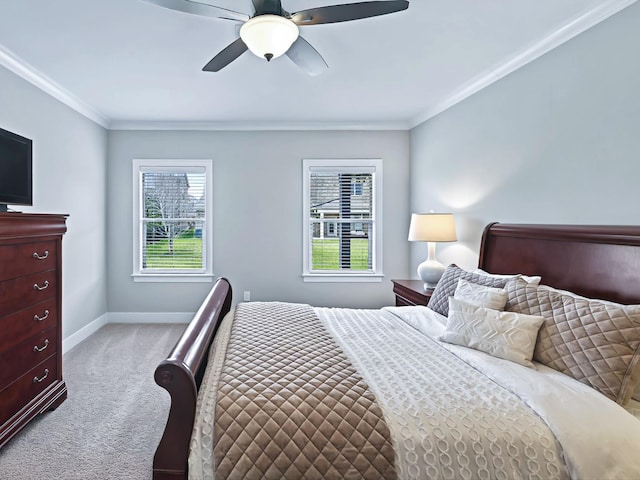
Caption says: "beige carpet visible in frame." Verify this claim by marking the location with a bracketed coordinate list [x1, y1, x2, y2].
[0, 323, 185, 480]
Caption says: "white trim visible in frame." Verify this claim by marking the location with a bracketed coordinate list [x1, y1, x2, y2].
[62, 313, 108, 354]
[61, 311, 193, 353]
[410, 0, 638, 128]
[107, 312, 194, 324]
[302, 274, 384, 283]
[302, 158, 384, 281]
[0, 45, 109, 128]
[132, 273, 213, 283]
[109, 120, 410, 131]
[132, 158, 213, 281]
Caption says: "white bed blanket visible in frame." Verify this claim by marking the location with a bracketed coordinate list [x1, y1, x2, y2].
[318, 305, 640, 480]
[627, 399, 640, 419]
[317, 307, 567, 480]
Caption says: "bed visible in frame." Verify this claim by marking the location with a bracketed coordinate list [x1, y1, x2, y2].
[152, 223, 640, 479]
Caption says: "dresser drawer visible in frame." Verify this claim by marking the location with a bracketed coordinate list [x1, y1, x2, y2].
[0, 298, 57, 353]
[0, 328, 57, 389]
[0, 270, 57, 316]
[0, 240, 56, 282]
[0, 355, 58, 427]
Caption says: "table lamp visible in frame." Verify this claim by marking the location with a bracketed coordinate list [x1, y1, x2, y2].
[408, 213, 457, 289]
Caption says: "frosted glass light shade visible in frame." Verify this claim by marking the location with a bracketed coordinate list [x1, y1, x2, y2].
[408, 213, 457, 242]
[240, 15, 299, 61]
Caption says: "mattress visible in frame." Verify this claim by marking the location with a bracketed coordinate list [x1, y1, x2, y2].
[189, 303, 640, 479]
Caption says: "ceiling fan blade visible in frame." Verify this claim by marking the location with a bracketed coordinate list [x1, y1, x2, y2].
[251, 0, 264, 15]
[290, 0, 408, 25]
[202, 38, 248, 72]
[251, 0, 282, 15]
[142, 0, 249, 22]
[285, 37, 328, 76]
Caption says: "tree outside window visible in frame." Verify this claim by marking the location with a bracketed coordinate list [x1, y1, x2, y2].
[132, 159, 212, 281]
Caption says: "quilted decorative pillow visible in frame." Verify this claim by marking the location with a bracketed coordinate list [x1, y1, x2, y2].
[635, 382, 640, 402]
[427, 264, 511, 317]
[453, 278, 508, 311]
[442, 297, 545, 367]
[505, 278, 640, 404]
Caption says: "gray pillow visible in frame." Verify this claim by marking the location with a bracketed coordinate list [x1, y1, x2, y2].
[427, 264, 511, 317]
[505, 278, 640, 405]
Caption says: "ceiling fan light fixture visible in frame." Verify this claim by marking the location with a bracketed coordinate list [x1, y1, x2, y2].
[240, 14, 299, 61]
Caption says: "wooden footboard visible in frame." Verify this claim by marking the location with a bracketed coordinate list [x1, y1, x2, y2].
[153, 277, 232, 480]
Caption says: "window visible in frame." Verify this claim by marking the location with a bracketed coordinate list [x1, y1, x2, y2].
[302, 159, 383, 282]
[132, 159, 213, 282]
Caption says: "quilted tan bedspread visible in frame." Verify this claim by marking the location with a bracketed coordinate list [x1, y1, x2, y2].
[212, 302, 396, 479]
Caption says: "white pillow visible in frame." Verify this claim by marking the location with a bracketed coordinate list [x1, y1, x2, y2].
[441, 297, 545, 367]
[472, 268, 542, 286]
[453, 278, 508, 311]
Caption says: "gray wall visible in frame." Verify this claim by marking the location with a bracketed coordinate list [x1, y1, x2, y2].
[6, 0, 637, 326]
[0, 66, 108, 339]
[409, 2, 640, 274]
[107, 130, 410, 313]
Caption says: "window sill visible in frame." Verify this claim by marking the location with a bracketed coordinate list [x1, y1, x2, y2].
[132, 274, 214, 283]
[302, 273, 384, 283]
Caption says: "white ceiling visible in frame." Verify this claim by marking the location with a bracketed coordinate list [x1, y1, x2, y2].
[0, 0, 635, 129]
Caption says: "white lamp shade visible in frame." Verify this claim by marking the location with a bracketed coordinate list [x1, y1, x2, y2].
[240, 15, 299, 61]
[408, 213, 457, 242]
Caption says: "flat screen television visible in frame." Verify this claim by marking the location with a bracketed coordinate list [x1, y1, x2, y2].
[0, 127, 32, 212]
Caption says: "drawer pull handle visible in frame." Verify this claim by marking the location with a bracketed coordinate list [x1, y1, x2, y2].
[33, 369, 49, 384]
[34, 310, 50, 322]
[33, 280, 50, 291]
[33, 339, 50, 352]
[33, 250, 50, 260]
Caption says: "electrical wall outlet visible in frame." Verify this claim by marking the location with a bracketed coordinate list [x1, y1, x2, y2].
[243, 291, 251, 301]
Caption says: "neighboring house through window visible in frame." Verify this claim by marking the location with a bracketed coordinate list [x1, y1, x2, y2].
[132, 159, 213, 282]
[302, 159, 383, 282]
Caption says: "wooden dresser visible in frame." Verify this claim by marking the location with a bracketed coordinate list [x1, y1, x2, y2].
[0, 213, 68, 448]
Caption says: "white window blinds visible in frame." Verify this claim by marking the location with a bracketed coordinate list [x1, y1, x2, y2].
[303, 159, 383, 282]
[133, 159, 213, 281]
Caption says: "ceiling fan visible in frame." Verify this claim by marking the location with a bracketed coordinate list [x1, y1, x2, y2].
[142, 0, 409, 76]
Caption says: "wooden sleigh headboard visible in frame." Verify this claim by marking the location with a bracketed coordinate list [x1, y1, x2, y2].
[478, 223, 640, 305]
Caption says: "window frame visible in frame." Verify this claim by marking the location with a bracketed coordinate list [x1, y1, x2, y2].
[302, 158, 384, 283]
[132, 158, 213, 283]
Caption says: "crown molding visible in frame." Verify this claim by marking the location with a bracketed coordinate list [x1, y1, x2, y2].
[0, 45, 109, 128]
[108, 120, 411, 131]
[409, 0, 638, 128]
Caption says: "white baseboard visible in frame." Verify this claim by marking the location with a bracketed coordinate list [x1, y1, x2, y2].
[62, 313, 109, 354]
[107, 312, 194, 324]
[61, 312, 194, 354]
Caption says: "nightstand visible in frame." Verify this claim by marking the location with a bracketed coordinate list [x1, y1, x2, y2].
[391, 279, 435, 306]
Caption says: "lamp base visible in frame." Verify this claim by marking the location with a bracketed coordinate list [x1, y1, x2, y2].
[416, 258, 445, 289]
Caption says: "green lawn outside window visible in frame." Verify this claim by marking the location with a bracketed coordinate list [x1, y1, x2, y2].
[311, 238, 370, 270]
[144, 236, 202, 269]
[145, 236, 369, 271]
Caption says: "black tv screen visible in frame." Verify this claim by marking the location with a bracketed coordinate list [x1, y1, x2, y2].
[0, 127, 32, 211]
